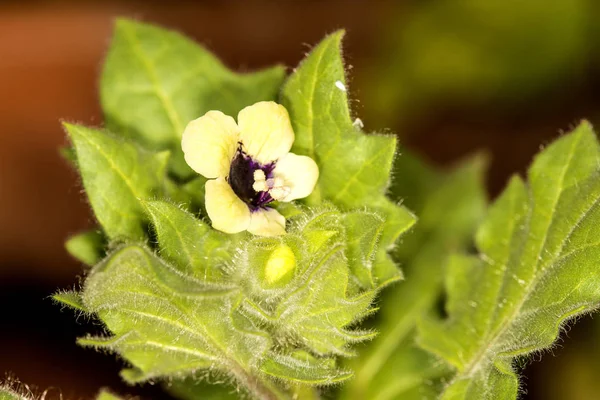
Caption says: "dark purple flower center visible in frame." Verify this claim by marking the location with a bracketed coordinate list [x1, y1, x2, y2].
[228, 143, 275, 210]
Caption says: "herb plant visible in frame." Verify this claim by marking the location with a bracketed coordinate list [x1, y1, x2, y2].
[4, 19, 600, 400]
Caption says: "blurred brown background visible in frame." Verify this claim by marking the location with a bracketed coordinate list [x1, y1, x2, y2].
[2, 1, 600, 399]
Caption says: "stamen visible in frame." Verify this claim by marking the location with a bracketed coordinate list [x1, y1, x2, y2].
[253, 181, 268, 192]
[253, 170, 268, 192]
[269, 187, 290, 201]
[267, 176, 291, 201]
[254, 170, 266, 181]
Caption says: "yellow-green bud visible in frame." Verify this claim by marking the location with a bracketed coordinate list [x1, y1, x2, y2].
[264, 244, 296, 285]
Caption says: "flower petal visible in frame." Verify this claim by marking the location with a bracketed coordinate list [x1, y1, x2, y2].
[238, 101, 294, 164]
[248, 208, 286, 237]
[205, 178, 251, 233]
[182, 111, 239, 179]
[273, 152, 319, 201]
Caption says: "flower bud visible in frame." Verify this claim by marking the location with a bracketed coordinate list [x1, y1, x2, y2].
[263, 244, 296, 286]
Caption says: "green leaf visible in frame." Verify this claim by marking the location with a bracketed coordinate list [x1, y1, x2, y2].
[261, 351, 352, 385]
[65, 124, 169, 241]
[65, 229, 105, 266]
[419, 121, 600, 399]
[342, 154, 488, 400]
[281, 31, 415, 289]
[101, 18, 285, 178]
[343, 211, 385, 290]
[80, 245, 268, 381]
[53, 289, 87, 312]
[143, 200, 232, 280]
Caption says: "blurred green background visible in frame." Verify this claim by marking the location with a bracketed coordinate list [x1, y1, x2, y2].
[1, 0, 600, 398]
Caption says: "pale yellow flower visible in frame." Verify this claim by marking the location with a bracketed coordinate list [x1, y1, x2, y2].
[182, 101, 319, 236]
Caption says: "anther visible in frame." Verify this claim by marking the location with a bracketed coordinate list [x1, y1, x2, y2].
[253, 170, 268, 192]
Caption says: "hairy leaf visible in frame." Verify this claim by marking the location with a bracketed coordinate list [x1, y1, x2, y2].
[261, 351, 352, 385]
[53, 290, 87, 313]
[281, 31, 416, 289]
[65, 124, 169, 241]
[143, 200, 232, 280]
[343, 211, 386, 290]
[342, 154, 487, 400]
[419, 121, 600, 399]
[79, 245, 272, 388]
[101, 18, 285, 178]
